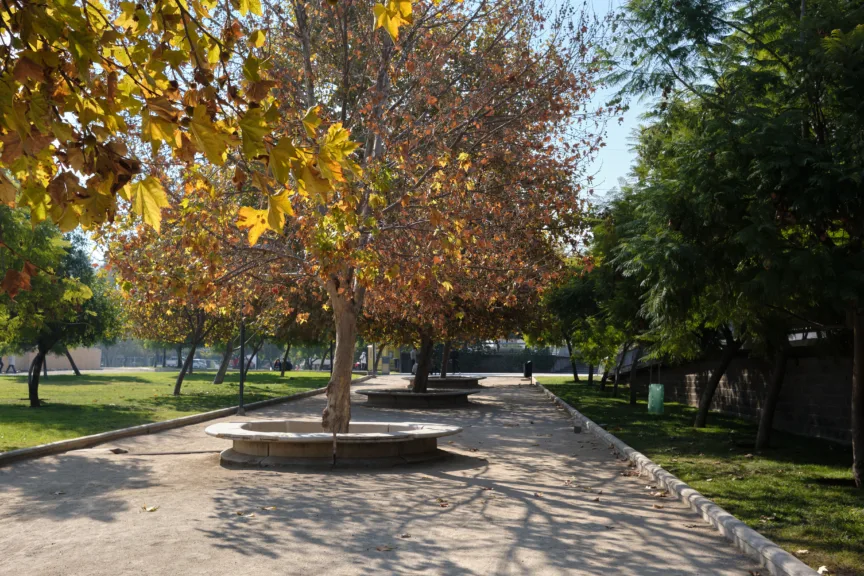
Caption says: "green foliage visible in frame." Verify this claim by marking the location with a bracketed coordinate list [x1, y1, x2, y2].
[0, 208, 123, 362]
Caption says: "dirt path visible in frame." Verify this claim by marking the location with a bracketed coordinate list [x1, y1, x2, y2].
[0, 376, 758, 575]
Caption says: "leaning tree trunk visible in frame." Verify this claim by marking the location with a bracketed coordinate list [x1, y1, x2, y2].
[243, 337, 264, 379]
[565, 336, 580, 382]
[600, 367, 610, 387]
[321, 294, 359, 434]
[412, 333, 435, 394]
[612, 342, 631, 397]
[213, 339, 233, 384]
[64, 347, 81, 376]
[28, 351, 45, 407]
[755, 344, 790, 451]
[440, 341, 452, 378]
[852, 304, 864, 487]
[694, 338, 742, 428]
[588, 364, 594, 385]
[173, 341, 199, 396]
[280, 343, 291, 376]
[42, 356, 47, 377]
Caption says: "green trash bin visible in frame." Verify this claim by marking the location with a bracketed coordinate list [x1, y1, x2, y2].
[648, 384, 664, 414]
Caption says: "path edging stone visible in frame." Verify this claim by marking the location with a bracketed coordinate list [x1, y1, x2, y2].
[0, 374, 375, 467]
[532, 378, 817, 576]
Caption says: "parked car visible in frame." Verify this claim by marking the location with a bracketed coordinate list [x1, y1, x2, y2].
[192, 358, 209, 369]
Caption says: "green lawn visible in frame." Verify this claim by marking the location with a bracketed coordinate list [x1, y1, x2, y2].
[538, 377, 864, 576]
[0, 370, 341, 453]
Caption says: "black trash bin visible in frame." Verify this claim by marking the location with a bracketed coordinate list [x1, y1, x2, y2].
[523, 360, 533, 378]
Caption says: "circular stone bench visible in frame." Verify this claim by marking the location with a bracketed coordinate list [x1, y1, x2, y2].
[205, 419, 462, 467]
[357, 388, 481, 408]
[403, 376, 487, 389]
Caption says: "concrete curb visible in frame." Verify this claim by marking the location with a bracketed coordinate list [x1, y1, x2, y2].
[532, 378, 817, 576]
[0, 374, 376, 467]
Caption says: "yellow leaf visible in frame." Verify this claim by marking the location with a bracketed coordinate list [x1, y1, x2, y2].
[373, 0, 413, 41]
[441, 281, 453, 292]
[250, 30, 266, 48]
[267, 191, 293, 232]
[239, 108, 269, 158]
[131, 176, 170, 232]
[298, 164, 331, 201]
[269, 139, 297, 185]
[238, 0, 262, 15]
[301, 106, 321, 139]
[189, 105, 227, 165]
[236, 206, 270, 246]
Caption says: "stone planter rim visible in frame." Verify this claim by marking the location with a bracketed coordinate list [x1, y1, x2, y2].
[205, 419, 462, 444]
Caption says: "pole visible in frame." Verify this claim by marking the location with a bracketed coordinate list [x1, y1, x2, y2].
[238, 317, 246, 416]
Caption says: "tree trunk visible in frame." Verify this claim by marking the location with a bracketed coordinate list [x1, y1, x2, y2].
[612, 341, 631, 397]
[213, 339, 232, 384]
[162, 348, 167, 367]
[373, 343, 383, 374]
[319, 347, 329, 371]
[600, 367, 610, 386]
[694, 336, 742, 428]
[244, 337, 264, 378]
[28, 352, 44, 407]
[629, 348, 642, 405]
[321, 295, 358, 434]
[176, 346, 182, 370]
[64, 347, 81, 376]
[565, 336, 580, 382]
[440, 341, 452, 378]
[588, 364, 594, 385]
[43, 356, 48, 376]
[280, 343, 291, 376]
[329, 341, 334, 375]
[852, 305, 864, 487]
[755, 344, 790, 451]
[173, 341, 199, 396]
[412, 333, 435, 393]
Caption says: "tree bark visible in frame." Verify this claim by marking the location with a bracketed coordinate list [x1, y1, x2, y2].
[588, 364, 594, 385]
[43, 355, 48, 377]
[565, 336, 580, 382]
[600, 367, 610, 386]
[412, 333, 435, 394]
[695, 334, 742, 428]
[612, 341, 631, 397]
[755, 343, 790, 451]
[329, 341, 334, 375]
[213, 339, 233, 384]
[174, 340, 199, 396]
[176, 346, 182, 370]
[64, 347, 81, 376]
[629, 347, 643, 405]
[440, 340, 452, 378]
[852, 304, 864, 487]
[28, 351, 44, 407]
[244, 337, 264, 379]
[280, 343, 291, 376]
[321, 292, 358, 434]
[162, 347, 167, 367]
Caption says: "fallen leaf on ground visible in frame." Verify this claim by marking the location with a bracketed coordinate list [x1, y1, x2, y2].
[53, 491, 65, 495]
[592, 497, 600, 502]
[259, 506, 277, 511]
[652, 504, 664, 509]
[796, 550, 809, 555]
[399, 534, 411, 539]
[141, 505, 159, 513]
[236, 511, 256, 518]
[534, 492, 543, 498]
[817, 567, 830, 575]
[376, 545, 394, 552]
[469, 448, 479, 452]
[436, 498, 450, 508]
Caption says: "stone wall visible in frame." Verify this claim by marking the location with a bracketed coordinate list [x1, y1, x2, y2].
[628, 350, 853, 444]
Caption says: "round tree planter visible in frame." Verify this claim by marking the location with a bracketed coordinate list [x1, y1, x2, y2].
[403, 376, 487, 389]
[357, 388, 481, 408]
[205, 419, 462, 468]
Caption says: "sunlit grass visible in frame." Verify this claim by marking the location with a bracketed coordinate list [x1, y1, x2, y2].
[0, 370, 342, 453]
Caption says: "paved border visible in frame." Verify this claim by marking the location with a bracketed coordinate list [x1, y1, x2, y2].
[0, 375, 375, 467]
[532, 378, 817, 576]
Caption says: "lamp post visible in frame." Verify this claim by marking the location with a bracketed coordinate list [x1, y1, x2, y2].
[238, 317, 246, 416]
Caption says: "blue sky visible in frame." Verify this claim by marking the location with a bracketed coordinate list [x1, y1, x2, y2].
[585, 0, 652, 202]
